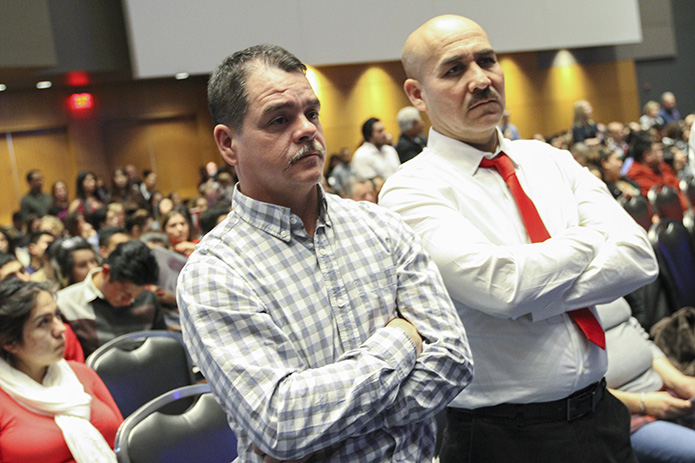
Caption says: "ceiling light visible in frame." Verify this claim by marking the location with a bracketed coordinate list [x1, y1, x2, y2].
[36, 81, 52, 89]
[0, 84, 6, 91]
[175, 72, 189, 80]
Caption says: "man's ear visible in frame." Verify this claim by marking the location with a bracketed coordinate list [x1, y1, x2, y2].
[404, 79, 427, 112]
[213, 124, 239, 167]
[101, 264, 111, 282]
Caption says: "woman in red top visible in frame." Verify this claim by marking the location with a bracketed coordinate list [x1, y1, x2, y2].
[161, 209, 200, 257]
[0, 280, 122, 463]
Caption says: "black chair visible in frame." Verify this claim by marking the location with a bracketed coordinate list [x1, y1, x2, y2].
[648, 185, 684, 221]
[680, 178, 695, 210]
[648, 219, 695, 310]
[86, 330, 196, 418]
[115, 384, 238, 463]
[619, 195, 653, 232]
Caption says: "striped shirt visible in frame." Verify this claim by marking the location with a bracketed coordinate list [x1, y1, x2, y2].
[177, 186, 473, 462]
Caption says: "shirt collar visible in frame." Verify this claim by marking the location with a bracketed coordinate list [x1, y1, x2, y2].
[231, 184, 330, 242]
[83, 267, 105, 302]
[426, 127, 515, 176]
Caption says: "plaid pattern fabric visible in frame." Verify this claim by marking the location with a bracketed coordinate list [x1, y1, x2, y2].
[177, 187, 473, 462]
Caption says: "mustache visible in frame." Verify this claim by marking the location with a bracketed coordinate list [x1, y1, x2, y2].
[468, 87, 500, 109]
[288, 141, 326, 167]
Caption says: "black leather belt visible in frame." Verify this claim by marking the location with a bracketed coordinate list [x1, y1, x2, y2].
[448, 378, 606, 425]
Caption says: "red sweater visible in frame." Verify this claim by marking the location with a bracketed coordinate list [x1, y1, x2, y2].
[0, 361, 123, 463]
[626, 161, 688, 211]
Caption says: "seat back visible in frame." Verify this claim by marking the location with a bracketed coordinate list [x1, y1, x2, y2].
[619, 195, 653, 231]
[87, 330, 195, 418]
[648, 219, 695, 309]
[680, 178, 695, 210]
[648, 185, 683, 221]
[115, 384, 238, 463]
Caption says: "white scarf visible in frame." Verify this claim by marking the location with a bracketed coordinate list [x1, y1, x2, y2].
[0, 358, 117, 463]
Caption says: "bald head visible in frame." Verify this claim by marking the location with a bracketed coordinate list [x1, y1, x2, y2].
[402, 15, 487, 80]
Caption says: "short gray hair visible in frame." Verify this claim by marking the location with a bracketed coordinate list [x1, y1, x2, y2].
[397, 106, 422, 133]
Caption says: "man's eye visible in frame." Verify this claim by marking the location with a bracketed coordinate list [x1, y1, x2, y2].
[444, 65, 463, 76]
[307, 111, 319, 120]
[479, 57, 497, 67]
[269, 117, 287, 126]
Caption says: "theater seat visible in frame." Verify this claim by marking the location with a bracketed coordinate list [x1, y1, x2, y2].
[86, 330, 196, 418]
[115, 383, 238, 463]
[648, 219, 695, 309]
[648, 185, 684, 221]
[619, 195, 653, 231]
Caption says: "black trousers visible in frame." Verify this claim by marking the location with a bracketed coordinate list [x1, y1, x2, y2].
[439, 388, 637, 463]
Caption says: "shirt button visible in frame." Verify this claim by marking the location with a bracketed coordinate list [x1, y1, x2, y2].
[319, 248, 328, 257]
[337, 299, 345, 307]
[280, 230, 289, 239]
[290, 217, 298, 225]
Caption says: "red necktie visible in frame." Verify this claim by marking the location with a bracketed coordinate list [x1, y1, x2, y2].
[480, 153, 606, 349]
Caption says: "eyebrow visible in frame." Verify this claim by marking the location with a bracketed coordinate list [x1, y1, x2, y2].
[263, 98, 321, 117]
[440, 48, 497, 68]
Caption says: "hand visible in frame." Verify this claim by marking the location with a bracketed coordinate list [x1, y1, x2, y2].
[645, 391, 693, 419]
[386, 318, 423, 357]
[152, 286, 177, 307]
[252, 444, 312, 463]
[174, 241, 196, 255]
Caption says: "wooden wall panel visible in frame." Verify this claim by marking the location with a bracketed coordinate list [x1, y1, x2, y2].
[0, 128, 76, 225]
[102, 116, 203, 200]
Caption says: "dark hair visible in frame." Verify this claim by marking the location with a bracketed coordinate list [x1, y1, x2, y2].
[200, 205, 230, 235]
[629, 132, 655, 163]
[105, 240, 158, 286]
[207, 44, 306, 131]
[98, 226, 128, 248]
[362, 117, 380, 142]
[125, 209, 152, 234]
[26, 170, 40, 184]
[161, 208, 195, 242]
[86, 207, 108, 231]
[75, 171, 96, 201]
[0, 279, 49, 361]
[28, 230, 54, 246]
[0, 228, 15, 255]
[51, 236, 97, 288]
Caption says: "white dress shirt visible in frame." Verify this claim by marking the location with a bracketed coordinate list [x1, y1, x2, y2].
[351, 142, 401, 180]
[380, 128, 658, 409]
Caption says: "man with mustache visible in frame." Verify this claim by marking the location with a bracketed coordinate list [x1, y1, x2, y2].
[176, 44, 473, 462]
[380, 15, 658, 463]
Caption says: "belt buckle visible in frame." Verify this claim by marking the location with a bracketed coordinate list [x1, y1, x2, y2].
[566, 388, 595, 421]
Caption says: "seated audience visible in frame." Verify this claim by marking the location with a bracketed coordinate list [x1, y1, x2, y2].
[659, 91, 681, 126]
[48, 181, 70, 222]
[0, 279, 118, 463]
[38, 215, 65, 239]
[64, 212, 99, 252]
[56, 240, 164, 356]
[597, 149, 641, 200]
[498, 109, 521, 141]
[69, 171, 104, 216]
[161, 209, 200, 257]
[97, 227, 130, 260]
[124, 209, 154, 239]
[640, 101, 665, 132]
[25, 230, 55, 276]
[199, 204, 230, 236]
[599, 297, 695, 463]
[0, 228, 16, 259]
[395, 106, 428, 163]
[0, 253, 84, 362]
[625, 132, 688, 210]
[51, 237, 100, 289]
[571, 99, 602, 145]
[344, 176, 377, 203]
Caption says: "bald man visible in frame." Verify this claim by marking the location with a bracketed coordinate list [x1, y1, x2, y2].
[380, 15, 658, 463]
